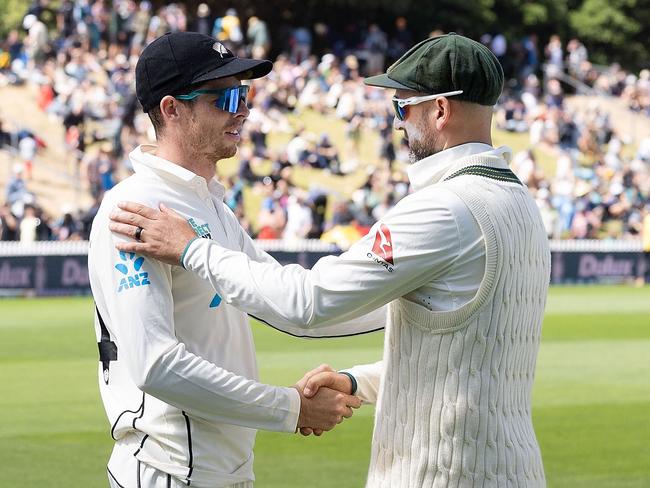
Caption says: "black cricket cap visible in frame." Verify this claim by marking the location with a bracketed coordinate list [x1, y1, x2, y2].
[364, 33, 504, 106]
[136, 32, 273, 112]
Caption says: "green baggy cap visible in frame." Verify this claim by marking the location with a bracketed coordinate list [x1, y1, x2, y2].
[364, 33, 504, 106]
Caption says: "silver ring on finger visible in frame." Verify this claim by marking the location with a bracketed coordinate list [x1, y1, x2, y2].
[135, 226, 144, 242]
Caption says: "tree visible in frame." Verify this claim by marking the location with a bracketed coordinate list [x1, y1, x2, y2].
[570, 0, 650, 70]
[0, 0, 30, 38]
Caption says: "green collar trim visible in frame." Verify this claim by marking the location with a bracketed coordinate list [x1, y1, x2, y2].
[444, 165, 523, 185]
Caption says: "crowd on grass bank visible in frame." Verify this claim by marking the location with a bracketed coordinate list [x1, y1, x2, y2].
[1, 1, 649, 245]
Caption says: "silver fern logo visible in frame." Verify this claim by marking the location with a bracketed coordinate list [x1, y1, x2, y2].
[212, 42, 228, 57]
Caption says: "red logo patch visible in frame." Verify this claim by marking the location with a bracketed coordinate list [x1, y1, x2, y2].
[372, 224, 394, 265]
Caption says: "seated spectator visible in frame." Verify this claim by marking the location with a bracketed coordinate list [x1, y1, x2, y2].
[314, 134, 341, 173]
[496, 97, 528, 133]
[53, 206, 80, 241]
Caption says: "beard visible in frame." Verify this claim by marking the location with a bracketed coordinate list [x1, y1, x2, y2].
[184, 116, 237, 162]
[406, 123, 439, 164]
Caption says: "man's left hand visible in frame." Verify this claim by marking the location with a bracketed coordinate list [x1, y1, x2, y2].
[109, 202, 195, 266]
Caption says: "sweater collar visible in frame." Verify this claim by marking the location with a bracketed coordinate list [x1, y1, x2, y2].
[129, 144, 225, 201]
[407, 143, 512, 192]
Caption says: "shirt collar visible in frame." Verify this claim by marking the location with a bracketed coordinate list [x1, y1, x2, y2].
[406, 143, 512, 192]
[129, 144, 225, 201]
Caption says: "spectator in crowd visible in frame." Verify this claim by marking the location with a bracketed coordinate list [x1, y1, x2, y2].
[23, 14, 49, 66]
[520, 33, 539, 81]
[247, 16, 270, 59]
[194, 3, 212, 37]
[54, 206, 80, 240]
[490, 31, 507, 67]
[291, 26, 312, 64]
[19, 204, 41, 242]
[363, 24, 388, 75]
[213, 8, 243, 50]
[256, 181, 287, 239]
[0, 119, 14, 148]
[283, 191, 313, 241]
[18, 132, 38, 180]
[6, 164, 29, 207]
[544, 34, 563, 78]
[388, 16, 412, 63]
[567, 38, 588, 80]
[130, 1, 152, 52]
[0, 203, 19, 241]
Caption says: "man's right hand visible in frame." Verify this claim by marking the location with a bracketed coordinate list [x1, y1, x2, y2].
[296, 386, 361, 433]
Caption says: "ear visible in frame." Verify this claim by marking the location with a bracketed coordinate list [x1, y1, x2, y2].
[160, 95, 180, 122]
[432, 97, 452, 131]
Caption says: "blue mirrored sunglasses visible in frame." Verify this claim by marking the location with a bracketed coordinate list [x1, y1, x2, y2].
[175, 85, 250, 114]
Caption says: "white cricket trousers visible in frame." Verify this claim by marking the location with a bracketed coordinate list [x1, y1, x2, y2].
[107, 439, 253, 488]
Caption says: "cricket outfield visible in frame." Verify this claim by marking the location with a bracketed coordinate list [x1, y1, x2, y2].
[0, 286, 648, 487]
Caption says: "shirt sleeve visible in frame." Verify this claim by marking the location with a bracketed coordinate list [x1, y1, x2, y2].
[91, 197, 300, 433]
[183, 189, 464, 335]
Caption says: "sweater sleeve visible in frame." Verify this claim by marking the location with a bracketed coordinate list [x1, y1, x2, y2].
[182, 190, 463, 335]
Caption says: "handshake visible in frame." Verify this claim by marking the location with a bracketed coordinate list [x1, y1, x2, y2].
[293, 364, 361, 436]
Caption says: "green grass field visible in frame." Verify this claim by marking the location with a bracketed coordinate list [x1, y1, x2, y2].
[1, 286, 649, 486]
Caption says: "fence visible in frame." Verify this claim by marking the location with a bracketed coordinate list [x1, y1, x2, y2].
[0, 240, 647, 296]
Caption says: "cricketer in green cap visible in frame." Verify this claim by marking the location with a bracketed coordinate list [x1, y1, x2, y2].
[364, 32, 504, 106]
[364, 32, 504, 163]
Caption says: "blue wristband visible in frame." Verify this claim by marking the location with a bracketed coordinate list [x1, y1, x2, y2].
[179, 237, 199, 269]
[338, 371, 358, 395]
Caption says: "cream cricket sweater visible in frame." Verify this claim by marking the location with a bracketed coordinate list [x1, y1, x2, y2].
[363, 152, 551, 487]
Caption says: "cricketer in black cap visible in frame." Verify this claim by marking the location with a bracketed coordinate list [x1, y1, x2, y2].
[96, 31, 365, 488]
[136, 31, 272, 113]
[131, 31, 273, 175]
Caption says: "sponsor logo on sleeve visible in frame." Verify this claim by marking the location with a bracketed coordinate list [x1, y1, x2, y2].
[188, 218, 212, 239]
[367, 224, 395, 272]
[187, 218, 221, 307]
[115, 252, 151, 293]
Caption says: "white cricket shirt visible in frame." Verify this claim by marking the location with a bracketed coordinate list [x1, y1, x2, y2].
[90, 145, 309, 487]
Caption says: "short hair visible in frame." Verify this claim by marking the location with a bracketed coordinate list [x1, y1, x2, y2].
[146, 83, 205, 139]
[147, 105, 165, 139]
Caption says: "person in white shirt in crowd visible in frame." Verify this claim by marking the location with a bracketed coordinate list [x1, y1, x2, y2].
[282, 192, 313, 241]
[18, 204, 40, 242]
[111, 34, 551, 487]
[22, 14, 49, 66]
[544, 34, 564, 78]
[90, 32, 367, 488]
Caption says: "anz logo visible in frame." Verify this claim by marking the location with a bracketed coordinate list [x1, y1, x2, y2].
[188, 218, 212, 239]
[115, 252, 151, 293]
[186, 217, 221, 308]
